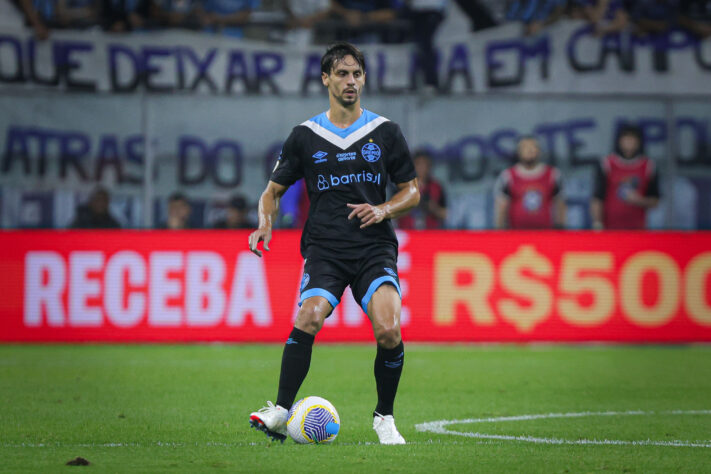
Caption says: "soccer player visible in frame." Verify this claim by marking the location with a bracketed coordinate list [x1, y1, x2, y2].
[494, 136, 565, 230]
[247, 42, 419, 445]
[590, 125, 660, 230]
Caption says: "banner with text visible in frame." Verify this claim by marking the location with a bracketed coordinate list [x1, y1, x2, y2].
[2, 230, 710, 342]
[1, 21, 710, 95]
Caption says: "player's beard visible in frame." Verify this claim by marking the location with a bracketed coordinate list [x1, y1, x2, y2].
[337, 88, 359, 107]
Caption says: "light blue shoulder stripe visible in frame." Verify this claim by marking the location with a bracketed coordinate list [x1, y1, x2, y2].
[300, 109, 390, 150]
[308, 109, 383, 138]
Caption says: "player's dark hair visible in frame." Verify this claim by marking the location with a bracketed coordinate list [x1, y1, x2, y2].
[321, 42, 366, 75]
[517, 135, 539, 146]
[413, 149, 433, 161]
[615, 124, 645, 156]
[168, 192, 188, 204]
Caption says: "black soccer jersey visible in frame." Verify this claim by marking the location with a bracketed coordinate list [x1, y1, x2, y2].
[270, 109, 416, 260]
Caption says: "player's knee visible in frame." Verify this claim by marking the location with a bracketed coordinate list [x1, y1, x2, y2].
[295, 299, 330, 335]
[377, 324, 402, 349]
[375, 320, 401, 349]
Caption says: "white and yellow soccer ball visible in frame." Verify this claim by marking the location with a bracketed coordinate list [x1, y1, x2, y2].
[286, 396, 340, 444]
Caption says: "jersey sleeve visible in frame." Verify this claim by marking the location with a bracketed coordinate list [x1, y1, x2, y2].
[592, 160, 606, 200]
[270, 128, 304, 187]
[646, 163, 661, 198]
[493, 169, 511, 199]
[386, 123, 417, 184]
[552, 168, 564, 197]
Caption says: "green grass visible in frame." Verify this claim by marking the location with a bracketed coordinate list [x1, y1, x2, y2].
[1, 344, 710, 473]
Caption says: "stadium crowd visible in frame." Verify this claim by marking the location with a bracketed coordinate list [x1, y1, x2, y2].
[9, 0, 711, 43]
[6, 0, 707, 231]
[71, 124, 660, 231]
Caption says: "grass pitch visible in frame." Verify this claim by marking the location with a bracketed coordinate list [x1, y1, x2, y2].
[1, 344, 710, 473]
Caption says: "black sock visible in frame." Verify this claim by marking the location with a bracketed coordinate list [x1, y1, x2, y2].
[276, 327, 315, 410]
[373, 341, 404, 417]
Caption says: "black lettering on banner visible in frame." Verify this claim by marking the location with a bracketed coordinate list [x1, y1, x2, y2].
[95, 135, 124, 182]
[695, 40, 711, 71]
[1, 127, 31, 175]
[59, 132, 90, 181]
[184, 47, 218, 92]
[254, 52, 283, 94]
[225, 51, 253, 93]
[109, 44, 140, 92]
[179, 136, 210, 185]
[300, 53, 323, 95]
[211, 141, 242, 187]
[0, 35, 25, 83]
[62, 41, 97, 91]
[487, 36, 550, 88]
[442, 43, 473, 93]
[448, 136, 488, 182]
[27, 39, 59, 86]
[143, 46, 174, 93]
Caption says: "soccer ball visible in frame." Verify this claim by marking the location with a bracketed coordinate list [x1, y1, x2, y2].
[286, 396, 340, 444]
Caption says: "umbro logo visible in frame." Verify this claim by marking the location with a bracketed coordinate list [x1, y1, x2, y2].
[312, 151, 328, 164]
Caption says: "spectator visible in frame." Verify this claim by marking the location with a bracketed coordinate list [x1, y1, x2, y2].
[453, 0, 497, 31]
[505, 0, 567, 35]
[214, 194, 253, 229]
[70, 187, 121, 229]
[627, 0, 676, 36]
[494, 136, 565, 230]
[397, 150, 447, 229]
[678, 0, 711, 38]
[17, 0, 99, 39]
[161, 192, 192, 229]
[150, 0, 201, 28]
[406, 0, 448, 91]
[101, 0, 151, 31]
[331, 0, 402, 42]
[283, 0, 334, 45]
[198, 0, 259, 36]
[590, 125, 660, 230]
[568, 0, 631, 36]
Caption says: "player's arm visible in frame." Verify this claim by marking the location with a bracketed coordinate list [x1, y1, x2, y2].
[347, 178, 420, 229]
[248, 180, 289, 257]
[552, 169, 566, 229]
[590, 161, 606, 230]
[493, 170, 510, 230]
[494, 196, 510, 230]
[553, 197, 566, 229]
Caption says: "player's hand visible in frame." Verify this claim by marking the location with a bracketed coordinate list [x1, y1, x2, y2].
[624, 189, 645, 206]
[347, 203, 386, 229]
[248, 227, 272, 257]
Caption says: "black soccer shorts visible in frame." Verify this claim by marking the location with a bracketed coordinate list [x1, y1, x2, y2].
[298, 253, 402, 316]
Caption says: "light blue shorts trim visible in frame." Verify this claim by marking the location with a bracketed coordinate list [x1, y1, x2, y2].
[360, 276, 401, 315]
[299, 288, 340, 309]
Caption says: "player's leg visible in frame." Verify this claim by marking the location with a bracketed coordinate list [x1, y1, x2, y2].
[368, 284, 405, 418]
[249, 257, 346, 442]
[353, 261, 406, 444]
[276, 296, 333, 410]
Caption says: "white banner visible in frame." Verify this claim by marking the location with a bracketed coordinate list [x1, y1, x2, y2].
[1, 21, 710, 95]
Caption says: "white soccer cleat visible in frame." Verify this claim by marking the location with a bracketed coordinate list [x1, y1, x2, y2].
[249, 401, 288, 443]
[373, 413, 406, 445]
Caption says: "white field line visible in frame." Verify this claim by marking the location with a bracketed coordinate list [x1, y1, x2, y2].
[415, 410, 711, 448]
[3, 411, 710, 449]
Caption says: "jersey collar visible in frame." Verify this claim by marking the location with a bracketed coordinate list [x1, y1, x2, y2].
[300, 109, 390, 150]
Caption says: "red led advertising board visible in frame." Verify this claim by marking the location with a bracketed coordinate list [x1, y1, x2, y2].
[1, 231, 709, 342]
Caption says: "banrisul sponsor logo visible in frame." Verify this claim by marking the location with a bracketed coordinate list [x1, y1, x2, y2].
[312, 151, 328, 164]
[316, 172, 382, 190]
